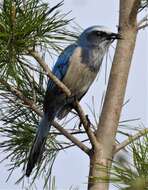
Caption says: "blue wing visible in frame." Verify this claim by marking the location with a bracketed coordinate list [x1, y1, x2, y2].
[47, 44, 77, 91]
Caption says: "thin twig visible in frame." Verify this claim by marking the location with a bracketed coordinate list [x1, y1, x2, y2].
[138, 23, 148, 30]
[137, 14, 148, 30]
[115, 128, 148, 153]
[29, 49, 97, 146]
[57, 139, 89, 151]
[0, 79, 90, 155]
[50, 130, 86, 135]
[138, 14, 148, 26]
[138, 3, 148, 12]
[21, 61, 46, 74]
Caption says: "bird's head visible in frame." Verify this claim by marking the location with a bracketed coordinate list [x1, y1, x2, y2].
[78, 25, 120, 48]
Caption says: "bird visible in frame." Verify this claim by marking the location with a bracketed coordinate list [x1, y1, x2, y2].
[26, 25, 119, 176]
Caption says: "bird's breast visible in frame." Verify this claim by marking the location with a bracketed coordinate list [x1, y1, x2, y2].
[62, 47, 100, 97]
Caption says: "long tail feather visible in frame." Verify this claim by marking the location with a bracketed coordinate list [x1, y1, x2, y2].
[26, 114, 53, 177]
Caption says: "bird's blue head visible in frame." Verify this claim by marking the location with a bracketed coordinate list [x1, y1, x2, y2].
[78, 25, 119, 48]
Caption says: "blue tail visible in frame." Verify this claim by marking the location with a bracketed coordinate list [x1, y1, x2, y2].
[26, 113, 53, 177]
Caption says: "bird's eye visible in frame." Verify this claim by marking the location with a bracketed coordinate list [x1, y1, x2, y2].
[96, 31, 100, 36]
[99, 32, 106, 37]
[94, 31, 107, 37]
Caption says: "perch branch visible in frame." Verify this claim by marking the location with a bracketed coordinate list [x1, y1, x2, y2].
[28, 50, 71, 96]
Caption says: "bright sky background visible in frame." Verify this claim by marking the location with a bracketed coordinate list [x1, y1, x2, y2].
[0, 0, 147, 190]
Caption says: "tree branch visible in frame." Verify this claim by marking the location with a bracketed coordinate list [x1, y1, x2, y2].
[28, 50, 71, 96]
[53, 122, 90, 154]
[0, 79, 41, 116]
[115, 128, 148, 153]
[28, 49, 97, 147]
[0, 79, 90, 155]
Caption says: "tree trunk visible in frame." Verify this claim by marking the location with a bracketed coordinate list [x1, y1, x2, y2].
[87, 0, 140, 190]
[88, 147, 112, 190]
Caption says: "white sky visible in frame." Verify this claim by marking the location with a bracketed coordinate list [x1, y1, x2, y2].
[0, 0, 147, 190]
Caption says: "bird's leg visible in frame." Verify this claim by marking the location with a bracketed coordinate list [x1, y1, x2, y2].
[86, 114, 91, 126]
[78, 115, 91, 131]
[77, 114, 89, 131]
[86, 115, 96, 131]
[66, 95, 84, 130]
[66, 95, 92, 131]
[78, 120, 83, 130]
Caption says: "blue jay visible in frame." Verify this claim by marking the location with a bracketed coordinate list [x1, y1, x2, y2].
[26, 25, 119, 176]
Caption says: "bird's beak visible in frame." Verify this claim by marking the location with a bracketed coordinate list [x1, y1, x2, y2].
[110, 33, 121, 40]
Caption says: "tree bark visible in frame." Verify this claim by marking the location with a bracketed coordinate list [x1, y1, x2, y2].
[88, 1, 140, 190]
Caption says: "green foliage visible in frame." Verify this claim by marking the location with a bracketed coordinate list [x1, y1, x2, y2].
[0, 0, 78, 189]
[111, 134, 148, 190]
[0, 0, 76, 83]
